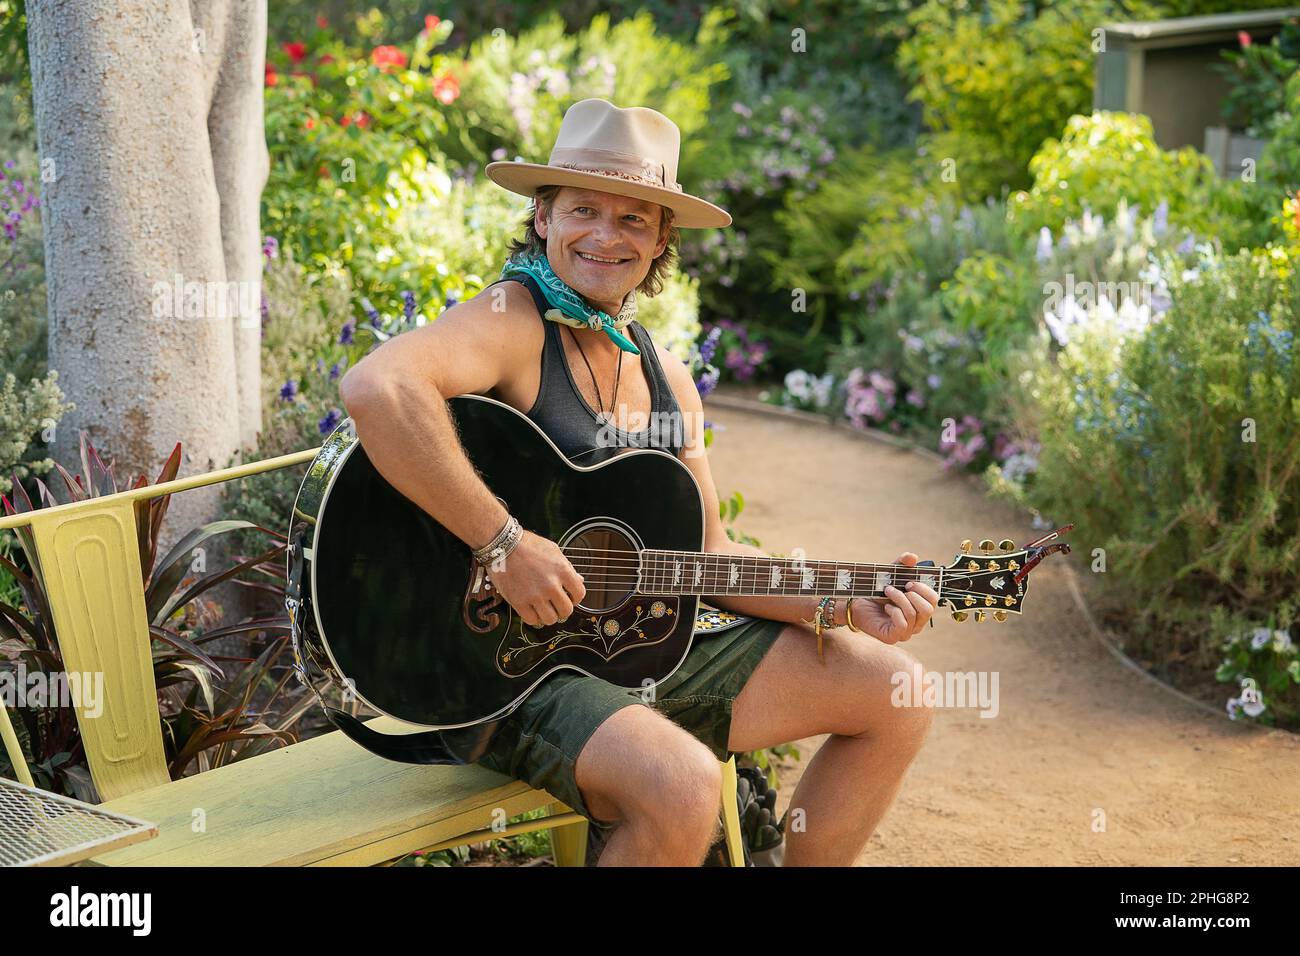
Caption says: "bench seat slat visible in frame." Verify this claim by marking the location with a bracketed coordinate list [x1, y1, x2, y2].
[91, 716, 559, 866]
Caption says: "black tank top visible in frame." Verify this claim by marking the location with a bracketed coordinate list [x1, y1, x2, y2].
[486, 275, 685, 465]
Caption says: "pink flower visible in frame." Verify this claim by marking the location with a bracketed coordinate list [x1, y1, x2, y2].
[371, 45, 408, 72]
[1238, 30, 1251, 47]
[433, 72, 460, 104]
[422, 15, 442, 36]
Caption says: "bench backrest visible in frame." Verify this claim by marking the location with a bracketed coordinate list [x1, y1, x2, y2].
[0, 448, 319, 801]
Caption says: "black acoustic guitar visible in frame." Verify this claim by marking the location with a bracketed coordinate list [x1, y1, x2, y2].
[284, 394, 1070, 765]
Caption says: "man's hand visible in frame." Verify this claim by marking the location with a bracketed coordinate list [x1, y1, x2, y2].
[849, 552, 940, 644]
[485, 530, 587, 628]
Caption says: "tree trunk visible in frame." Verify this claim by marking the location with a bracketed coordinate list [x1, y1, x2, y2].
[27, 0, 268, 544]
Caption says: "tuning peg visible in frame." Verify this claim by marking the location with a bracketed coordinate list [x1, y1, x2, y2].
[952, 611, 969, 623]
[978, 539, 995, 553]
[998, 539, 1015, 552]
[959, 539, 972, 554]
[993, 610, 1008, 623]
[974, 610, 987, 623]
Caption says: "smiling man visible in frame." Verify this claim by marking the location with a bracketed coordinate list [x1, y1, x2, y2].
[339, 98, 940, 866]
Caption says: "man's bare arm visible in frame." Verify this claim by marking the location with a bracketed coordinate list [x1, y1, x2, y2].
[338, 284, 586, 626]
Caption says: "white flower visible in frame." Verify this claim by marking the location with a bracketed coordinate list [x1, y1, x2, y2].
[810, 373, 835, 409]
[1250, 627, 1272, 649]
[1226, 696, 1243, 720]
[1035, 227, 1053, 263]
[1273, 629, 1294, 653]
[784, 369, 812, 402]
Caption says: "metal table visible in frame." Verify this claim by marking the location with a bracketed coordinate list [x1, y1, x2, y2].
[0, 776, 157, 866]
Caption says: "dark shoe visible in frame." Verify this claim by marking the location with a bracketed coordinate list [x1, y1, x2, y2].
[702, 765, 784, 866]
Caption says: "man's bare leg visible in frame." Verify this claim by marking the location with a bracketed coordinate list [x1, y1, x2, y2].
[728, 624, 935, 866]
[574, 704, 723, 866]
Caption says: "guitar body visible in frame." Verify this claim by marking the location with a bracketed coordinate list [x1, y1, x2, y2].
[287, 394, 704, 729]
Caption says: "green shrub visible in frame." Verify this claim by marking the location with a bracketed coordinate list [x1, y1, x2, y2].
[1261, 71, 1300, 194]
[1024, 247, 1300, 695]
[438, 10, 727, 172]
[1011, 112, 1217, 234]
[898, 0, 1112, 201]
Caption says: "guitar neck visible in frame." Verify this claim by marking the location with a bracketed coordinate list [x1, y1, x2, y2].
[636, 549, 944, 600]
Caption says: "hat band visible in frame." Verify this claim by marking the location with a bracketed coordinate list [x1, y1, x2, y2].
[549, 145, 682, 193]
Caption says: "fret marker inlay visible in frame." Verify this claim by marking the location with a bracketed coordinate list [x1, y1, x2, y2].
[801, 567, 815, 589]
[770, 565, 782, 588]
[836, 569, 851, 590]
[874, 571, 889, 593]
[729, 563, 739, 587]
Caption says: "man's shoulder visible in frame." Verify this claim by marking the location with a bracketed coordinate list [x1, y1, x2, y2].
[642, 333, 699, 409]
[439, 279, 543, 341]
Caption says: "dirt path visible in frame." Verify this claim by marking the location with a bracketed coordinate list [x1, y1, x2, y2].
[703, 399, 1300, 866]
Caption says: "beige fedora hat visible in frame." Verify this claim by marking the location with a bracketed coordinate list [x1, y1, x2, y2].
[485, 98, 732, 229]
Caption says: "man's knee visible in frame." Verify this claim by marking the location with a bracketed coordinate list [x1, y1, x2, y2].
[844, 640, 936, 743]
[575, 705, 722, 834]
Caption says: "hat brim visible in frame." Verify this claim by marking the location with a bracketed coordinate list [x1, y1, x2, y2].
[485, 161, 732, 229]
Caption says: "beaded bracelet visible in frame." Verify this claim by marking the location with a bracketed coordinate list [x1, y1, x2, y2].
[806, 595, 837, 664]
[472, 514, 523, 569]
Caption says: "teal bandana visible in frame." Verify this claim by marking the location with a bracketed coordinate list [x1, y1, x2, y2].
[499, 250, 641, 355]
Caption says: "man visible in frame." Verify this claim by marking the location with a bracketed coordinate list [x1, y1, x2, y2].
[339, 98, 939, 866]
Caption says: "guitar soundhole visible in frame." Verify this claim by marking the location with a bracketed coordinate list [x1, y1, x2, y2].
[562, 522, 640, 614]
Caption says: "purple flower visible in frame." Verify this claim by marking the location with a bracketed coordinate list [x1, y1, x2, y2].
[1153, 199, 1168, 237]
[698, 326, 722, 364]
[905, 389, 925, 408]
[319, 408, 342, 434]
[329, 358, 347, 381]
[695, 367, 719, 398]
[262, 235, 279, 261]
[338, 319, 355, 345]
[361, 298, 380, 325]
[402, 290, 417, 320]
[279, 380, 298, 401]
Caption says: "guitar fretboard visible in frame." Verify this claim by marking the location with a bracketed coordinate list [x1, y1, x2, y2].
[636, 549, 944, 599]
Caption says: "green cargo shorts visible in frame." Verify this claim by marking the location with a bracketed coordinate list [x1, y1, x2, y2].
[473, 610, 787, 823]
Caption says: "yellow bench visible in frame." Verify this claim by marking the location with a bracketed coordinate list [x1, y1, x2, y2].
[0, 449, 746, 866]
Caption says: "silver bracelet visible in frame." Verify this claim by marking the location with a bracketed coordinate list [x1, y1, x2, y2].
[472, 514, 523, 568]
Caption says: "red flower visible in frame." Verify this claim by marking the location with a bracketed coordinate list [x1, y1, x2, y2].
[433, 72, 460, 105]
[316, 15, 329, 29]
[318, 163, 331, 179]
[305, 117, 316, 130]
[355, 112, 371, 129]
[282, 41, 307, 64]
[422, 15, 441, 36]
[1293, 191, 1300, 231]
[265, 63, 278, 87]
[319, 53, 335, 65]
[371, 45, 408, 72]
[340, 114, 351, 127]
[1238, 30, 1252, 48]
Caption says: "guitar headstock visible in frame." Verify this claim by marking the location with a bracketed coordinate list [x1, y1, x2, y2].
[937, 525, 1072, 623]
